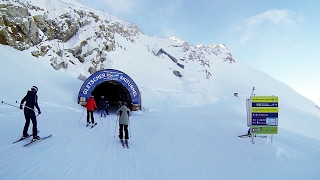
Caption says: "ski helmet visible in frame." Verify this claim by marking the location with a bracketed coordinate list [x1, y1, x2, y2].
[31, 86, 38, 92]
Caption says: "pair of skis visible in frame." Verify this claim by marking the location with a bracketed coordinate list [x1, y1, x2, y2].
[12, 133, 52, 147]
[12, 130, 40, 144]
[12, 133, 36, 144]
[86, 122, 97, 128]
[121, 140, 129, 149]
[23, 134, 52, 147]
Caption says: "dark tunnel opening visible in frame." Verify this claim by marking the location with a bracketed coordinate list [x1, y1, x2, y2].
[78, 69, 141, 111]
[90, 80, 132, 109]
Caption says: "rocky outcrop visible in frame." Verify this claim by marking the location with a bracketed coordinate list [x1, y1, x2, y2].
[0, 0, 139, 73]
[0, 5, 42, 50]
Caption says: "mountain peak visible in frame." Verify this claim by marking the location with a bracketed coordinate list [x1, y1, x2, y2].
[169, 37, 186, 43]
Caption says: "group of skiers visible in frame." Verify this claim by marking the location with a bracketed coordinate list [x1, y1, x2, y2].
[19, 86, 131, 143]
[85, 95, 131, 143]
[85, 95, 110, 125]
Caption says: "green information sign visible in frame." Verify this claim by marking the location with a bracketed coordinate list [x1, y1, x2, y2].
[251, 126, 278, 134]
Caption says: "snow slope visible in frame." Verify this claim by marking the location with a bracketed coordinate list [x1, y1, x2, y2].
[1, 42, 320, 180]
[0, 0, 320, 179]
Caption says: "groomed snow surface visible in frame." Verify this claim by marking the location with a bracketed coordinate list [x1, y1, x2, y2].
[1, 45, 320, 180]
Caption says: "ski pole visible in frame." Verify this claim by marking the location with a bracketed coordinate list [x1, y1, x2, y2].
[15, 101, 40, 113]
[95, 108, 102, 124]
[99, 109, 102, 124]
[128, 117, 132, 138]
[1, 101, 20, 109]
[113, 116, 119, 138]
[78, 107, 86, 124]
[2, 101, 40, 115]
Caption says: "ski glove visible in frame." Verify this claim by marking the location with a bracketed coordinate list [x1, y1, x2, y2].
[20, 105, 23, 110]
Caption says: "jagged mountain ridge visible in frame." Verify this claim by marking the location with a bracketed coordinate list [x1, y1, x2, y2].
[0, 0, 233, 79]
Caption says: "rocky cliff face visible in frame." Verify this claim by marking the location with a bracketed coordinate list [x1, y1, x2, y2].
[0, 3, 42, 49]
[0, 0, 234, 79]
[0, 0, 142, 71]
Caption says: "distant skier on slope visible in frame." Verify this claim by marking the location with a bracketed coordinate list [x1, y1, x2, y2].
[116, 101, 131, 145]
[85, 95, 97, 126]
[19, 86, 41, 142]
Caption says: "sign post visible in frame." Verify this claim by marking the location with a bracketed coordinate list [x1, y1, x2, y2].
[250, 96, 278, 143]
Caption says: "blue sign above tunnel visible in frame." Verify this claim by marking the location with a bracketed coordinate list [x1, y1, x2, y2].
[78, 69, 141, 110]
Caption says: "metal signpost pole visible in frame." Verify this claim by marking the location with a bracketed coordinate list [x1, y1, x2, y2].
[250, 87, 255, 144]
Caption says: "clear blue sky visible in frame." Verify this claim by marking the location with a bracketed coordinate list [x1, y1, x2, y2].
[78, 0, 320, 105]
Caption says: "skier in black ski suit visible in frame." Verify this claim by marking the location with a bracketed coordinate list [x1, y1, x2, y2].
[98, 96, 107, 117]
[20, 86, 41, 141]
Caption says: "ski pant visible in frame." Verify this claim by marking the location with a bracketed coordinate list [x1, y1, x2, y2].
[23, 112, 38, 138]
[87, 110, 95, 123]
[100, 109, 106, 117]
[119, 124, 129, 140]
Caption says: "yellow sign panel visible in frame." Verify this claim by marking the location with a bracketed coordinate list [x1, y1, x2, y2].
[252, 96, 278, 103]
[252, 107, 278, 113]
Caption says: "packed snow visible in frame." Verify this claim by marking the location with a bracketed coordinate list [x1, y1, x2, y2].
[1, 0, 320, 179]
[1, 43, 320, 179]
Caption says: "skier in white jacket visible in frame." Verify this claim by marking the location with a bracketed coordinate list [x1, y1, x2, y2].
[116, 102, 131, 144]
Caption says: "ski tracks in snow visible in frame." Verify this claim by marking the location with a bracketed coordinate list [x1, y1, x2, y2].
[0, 112, 138, 179]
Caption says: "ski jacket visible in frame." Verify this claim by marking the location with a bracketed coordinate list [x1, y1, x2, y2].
[20, 90, 41, 115]
[116, 105, 131, 125]
[98, 98, 106, 109]
[105, 101, 110, 108]
[85, 97, 97, 111]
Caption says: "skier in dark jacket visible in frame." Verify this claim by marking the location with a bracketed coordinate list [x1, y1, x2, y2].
[98, 96, 107, 117]
[116, 102, 131, 144]
[20, 86, 41, 141]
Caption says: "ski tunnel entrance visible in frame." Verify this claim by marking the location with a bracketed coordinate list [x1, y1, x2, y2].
[78, 69, 141, 111]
